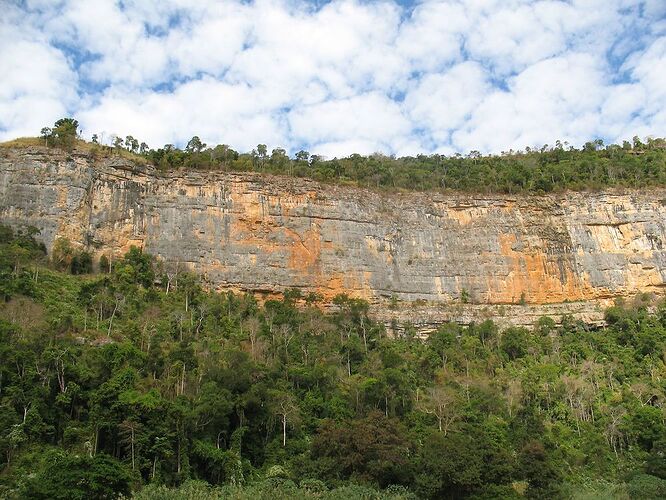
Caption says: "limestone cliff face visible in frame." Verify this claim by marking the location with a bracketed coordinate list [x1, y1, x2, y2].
[2, 145, 666, 329]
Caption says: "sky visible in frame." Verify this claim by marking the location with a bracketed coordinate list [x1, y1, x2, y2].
[1, 0, 665, 158]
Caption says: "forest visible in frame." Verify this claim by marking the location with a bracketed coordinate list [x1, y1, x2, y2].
[0, 223, 665, 499]
[29, 118, 666, 194]
[142, 136, 666, 194]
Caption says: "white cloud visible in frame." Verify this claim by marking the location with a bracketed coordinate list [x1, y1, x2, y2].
[397, 2, 468, 73]
[0, 14, 78, 139]
[601, 83, 646, 137]
[404, 62, 491, 147]
[79, 78, 289, 151]
[1, 0, 664, 154]
[312, 139, 387, 158]
[612, 35, 666, 141]
[289, 92, 410, 146]
[451, 54, 607, 152]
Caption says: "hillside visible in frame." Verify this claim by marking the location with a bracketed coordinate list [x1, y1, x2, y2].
[0, 223, 665, 499]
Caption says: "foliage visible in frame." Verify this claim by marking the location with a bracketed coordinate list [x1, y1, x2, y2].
[310, 412, 412, 487]
[27, 118, 666, 194]
[0, 224, 665, 498]
[132, 479, 417, 499]
[41, 118, 79, 150]
[141, 136, 666, 194]
[21, 452, 132, 499]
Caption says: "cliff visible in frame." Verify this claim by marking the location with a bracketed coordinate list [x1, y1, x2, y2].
[2, 145, 666, 331]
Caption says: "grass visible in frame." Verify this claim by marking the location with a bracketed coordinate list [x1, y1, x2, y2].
[0, 136, 44, 148]
[0, 137, 149, 164]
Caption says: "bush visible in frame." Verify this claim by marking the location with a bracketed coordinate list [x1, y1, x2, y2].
[51, 238, 73, 271]
[626, 474, 666, 499]
[21, 452, 132, 500]
[300, 478, 328, 493]
[647, 439, 666, 479]
[100, 254, 110, 273]
[71, 251, 93, 274]
[44, 118, 79, 150]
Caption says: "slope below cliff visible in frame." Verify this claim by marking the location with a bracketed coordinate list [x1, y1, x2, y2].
[2, 146, 666, 330]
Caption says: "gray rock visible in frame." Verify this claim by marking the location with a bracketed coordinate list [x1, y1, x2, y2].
[2, 145, 665, 331]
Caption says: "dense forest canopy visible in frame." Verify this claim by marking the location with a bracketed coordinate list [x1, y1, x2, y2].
[9, 118, 666, 194]
[0, 225, 666, 499]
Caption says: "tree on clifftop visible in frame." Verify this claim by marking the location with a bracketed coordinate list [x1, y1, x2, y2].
[40, 127, 51, 146]
[41, 118, 79, 150]
[186, 136, 206, 153]
[51, 118, 79, 150]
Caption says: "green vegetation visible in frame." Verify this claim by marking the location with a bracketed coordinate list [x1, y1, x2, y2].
[0, 224, 665, 499]
[56, 120, 666, 194]
[133, 135, 666, 194]
[40, 118, 80, 151]
[5, 119, 666, 194]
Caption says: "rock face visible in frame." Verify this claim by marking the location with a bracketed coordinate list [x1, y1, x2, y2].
[2, 145, 666, 330]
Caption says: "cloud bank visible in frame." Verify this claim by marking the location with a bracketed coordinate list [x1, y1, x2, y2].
[1, 0, 665, 157]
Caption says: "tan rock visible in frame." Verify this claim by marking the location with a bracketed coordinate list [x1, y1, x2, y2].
[2, 145, 665, 331]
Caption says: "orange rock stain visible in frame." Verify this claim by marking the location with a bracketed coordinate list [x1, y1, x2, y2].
[492, 233, 593, 304]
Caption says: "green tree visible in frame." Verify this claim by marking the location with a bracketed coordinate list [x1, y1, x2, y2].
[186, 136, 206, 153]
[414, 430, 483, 498]
[501, 327, 529, 360]
[40, 127, 52, 146]
[622, 405, 666, 451]
[268, 389, 300, 447]
[51, 118, 79, 150]
[22, 452, 132, 500]
[518, 440, 561, 499]
[295, 150, 310, 162]
[647, 439, 666, 479]
[51, 237, 74, 271]
[71, 251, 93, 274]
[311, 412, 412, 488]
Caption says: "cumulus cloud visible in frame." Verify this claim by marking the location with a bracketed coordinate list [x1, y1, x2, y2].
[0, 0, 664, 155]
[452, 54, 608, 152]
[289, 92, 411, 152]
[404, 62, 491, 148]
[0, 10, 78, 137]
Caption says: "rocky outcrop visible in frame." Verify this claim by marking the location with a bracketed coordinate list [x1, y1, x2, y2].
[2, 145, 666, 330]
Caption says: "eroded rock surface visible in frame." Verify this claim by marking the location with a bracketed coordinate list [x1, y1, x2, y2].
[2, 146, 666, 330]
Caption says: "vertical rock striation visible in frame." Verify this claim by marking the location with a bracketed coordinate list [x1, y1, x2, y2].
[2, 146, 666, 329]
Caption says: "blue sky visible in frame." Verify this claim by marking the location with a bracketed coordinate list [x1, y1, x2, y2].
[1, 0, 665, 157]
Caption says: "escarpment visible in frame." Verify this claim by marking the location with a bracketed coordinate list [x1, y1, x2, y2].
[2, 145, 666, 331]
